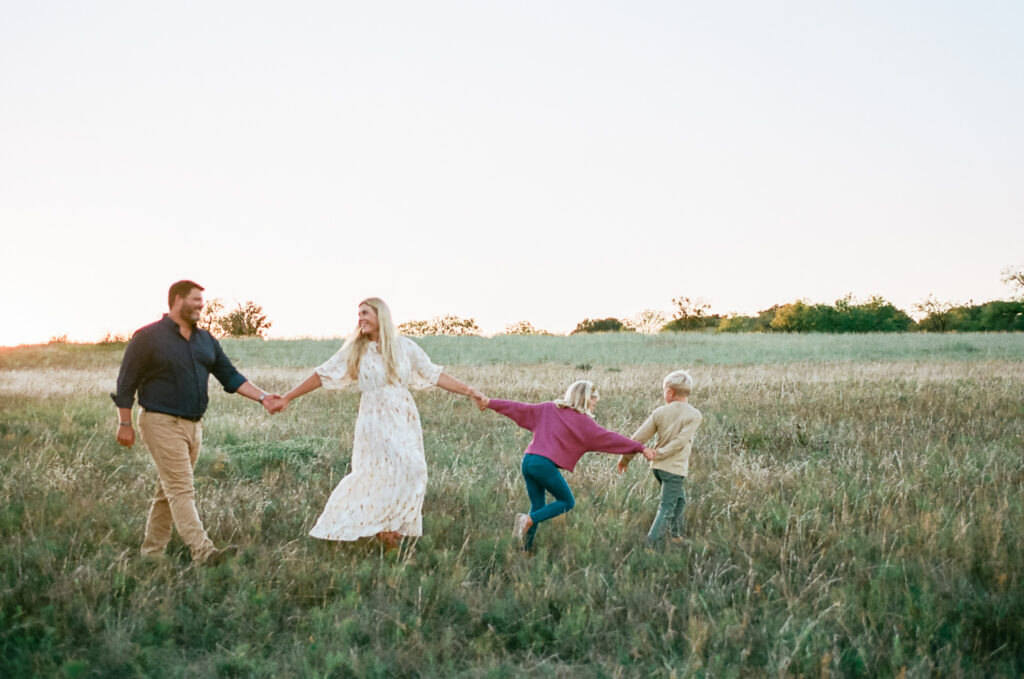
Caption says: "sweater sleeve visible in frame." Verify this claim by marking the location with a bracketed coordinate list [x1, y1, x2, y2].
[581, 417, 645, 455]
[631, 413, 657, 445]
[487, 399, 542, 431]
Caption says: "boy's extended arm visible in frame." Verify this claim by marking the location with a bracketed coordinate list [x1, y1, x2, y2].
[631, 413, 657, 445]
[618, 413, 657, 473]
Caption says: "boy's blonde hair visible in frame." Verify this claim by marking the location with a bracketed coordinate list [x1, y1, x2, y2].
[663, 370, 694, 396]
[343, 297, 400, 385]
[555, 379, 598, 415]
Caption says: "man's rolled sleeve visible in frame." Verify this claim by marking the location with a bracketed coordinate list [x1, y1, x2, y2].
[210, 339, 247, 393]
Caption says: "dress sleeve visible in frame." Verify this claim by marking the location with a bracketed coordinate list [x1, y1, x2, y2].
[314, 342, 355, 390]
[403, 337, 443, 390]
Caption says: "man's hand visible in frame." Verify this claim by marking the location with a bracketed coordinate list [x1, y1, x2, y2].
[117, 424, 135, 448]
[262, 394, 287, 414]
[468, 387, 489, 411]
[617, 456, 632, 475]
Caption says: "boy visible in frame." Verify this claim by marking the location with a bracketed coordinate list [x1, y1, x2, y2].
[618, 370, 702, 547]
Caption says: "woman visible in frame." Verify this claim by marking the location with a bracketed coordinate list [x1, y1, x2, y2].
[470, 380, 655, 551]
[276, 298, 476, 548]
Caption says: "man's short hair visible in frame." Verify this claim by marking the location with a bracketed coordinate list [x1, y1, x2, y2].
[168, 280, 204, 309]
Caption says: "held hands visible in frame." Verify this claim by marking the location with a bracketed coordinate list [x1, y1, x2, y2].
[618, 448, 656, 473]
[262, 394, 288, 415]
[467, 387, 489, 411]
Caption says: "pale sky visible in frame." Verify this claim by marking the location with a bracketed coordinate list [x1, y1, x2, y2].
[2, 1, 1022, 345]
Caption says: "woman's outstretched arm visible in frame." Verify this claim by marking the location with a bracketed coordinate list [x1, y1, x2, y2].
[436, 372, 474, 397]
[274, 373, 323, 412]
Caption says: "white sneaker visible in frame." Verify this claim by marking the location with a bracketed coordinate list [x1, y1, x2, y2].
[514, 513, 532, 542]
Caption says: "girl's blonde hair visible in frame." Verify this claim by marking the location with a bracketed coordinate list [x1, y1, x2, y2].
[343, 297, 400, 385]
[554, 379, 599, 415]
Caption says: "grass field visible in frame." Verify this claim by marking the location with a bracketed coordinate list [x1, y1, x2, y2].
[1, 333, 1022, 677]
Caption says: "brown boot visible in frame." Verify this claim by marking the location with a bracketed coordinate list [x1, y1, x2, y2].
[377, 531, 401, 551]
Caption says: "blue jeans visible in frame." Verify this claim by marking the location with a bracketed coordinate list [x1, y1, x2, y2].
[646, 469, 686, 547]
[521, 454, 575, 551]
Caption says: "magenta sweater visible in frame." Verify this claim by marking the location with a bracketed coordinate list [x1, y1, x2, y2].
[487, 399, 644, 472]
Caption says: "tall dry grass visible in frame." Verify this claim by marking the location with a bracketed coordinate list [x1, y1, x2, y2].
[1, 336, 1022, 677]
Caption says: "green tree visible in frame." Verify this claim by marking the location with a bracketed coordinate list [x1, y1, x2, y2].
[979, 300, 1024, 330]
[216, 301, 273, 338]
[717, 306, 777, 333]
[571, 318, 632, 334]
[914, 295, 954, 332]
[663, 297, 721, 331]
[770, 295, 912, 333]
[769, 300, 820, 332]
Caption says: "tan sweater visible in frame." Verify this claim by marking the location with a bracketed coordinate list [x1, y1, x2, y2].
[631, 401, 702, 477]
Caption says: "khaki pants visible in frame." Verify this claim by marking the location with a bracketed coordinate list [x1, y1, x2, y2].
[138, 411, 215, 562]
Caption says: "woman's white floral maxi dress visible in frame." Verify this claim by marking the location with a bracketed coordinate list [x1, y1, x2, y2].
[309, 337, 442, 540]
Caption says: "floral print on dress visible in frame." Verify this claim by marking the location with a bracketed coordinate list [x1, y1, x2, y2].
[309, 337, 442, 541]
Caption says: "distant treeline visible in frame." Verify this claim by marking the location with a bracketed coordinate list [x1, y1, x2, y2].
[572, 295, 1024, 334]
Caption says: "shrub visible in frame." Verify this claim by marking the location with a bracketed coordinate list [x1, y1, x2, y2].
[917, 299, 1024, 332]
[570, 318, 632, 334]
[502, 321, 549, 335]
[623, 310, 667, 334]
[200, 299, 273, 338]
[398, 315, 481, 336]
[217, 301, 273, 338]
[770, 295, 912, 333]
[663, 297, 721, 331]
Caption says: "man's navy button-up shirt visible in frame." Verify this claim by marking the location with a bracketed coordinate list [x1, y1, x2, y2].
[111, 314, 247, 419]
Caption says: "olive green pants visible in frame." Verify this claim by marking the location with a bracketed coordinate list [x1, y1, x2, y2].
[646, 469, 686, 547]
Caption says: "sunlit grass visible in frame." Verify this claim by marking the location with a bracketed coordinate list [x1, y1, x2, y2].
[1, 335, 1022, 676]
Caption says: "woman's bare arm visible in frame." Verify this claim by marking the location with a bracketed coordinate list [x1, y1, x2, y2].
[436, 372, 473, 396]
[276, 373, 323, 411]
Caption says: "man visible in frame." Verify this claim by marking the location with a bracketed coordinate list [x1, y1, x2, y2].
[112, 280, 281, 566]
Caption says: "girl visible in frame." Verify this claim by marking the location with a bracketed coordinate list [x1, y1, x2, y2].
[470, 380, 655, 551]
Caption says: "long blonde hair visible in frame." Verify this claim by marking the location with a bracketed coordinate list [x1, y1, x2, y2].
[554, 379, 598, 415]
[343, 297, 400, 385]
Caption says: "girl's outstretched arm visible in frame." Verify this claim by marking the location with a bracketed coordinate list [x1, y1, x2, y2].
[480, 397, 543, 431]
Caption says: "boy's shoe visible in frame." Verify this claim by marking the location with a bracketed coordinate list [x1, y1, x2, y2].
[513, 513, 533, 543]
